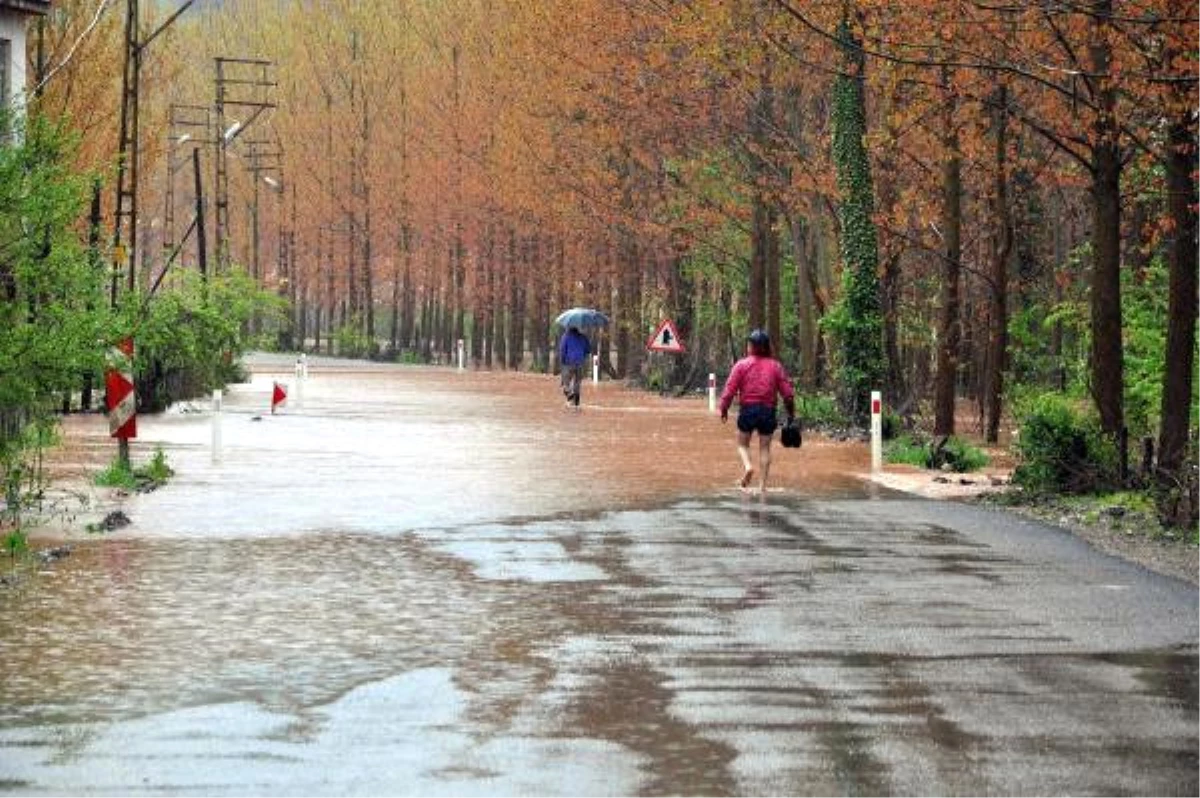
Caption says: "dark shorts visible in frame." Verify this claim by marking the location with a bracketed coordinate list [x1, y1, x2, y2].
[737, 404, 778, 435]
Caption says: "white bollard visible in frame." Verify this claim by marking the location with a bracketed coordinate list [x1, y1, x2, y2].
[708, 373, 717, 413]
[592, 354, 599, 385]
[294, 357, 305, 411]
[300, 352, 308, 379]
[870, 390, 883, 474]
[211, 389, 223, 463]
[457, 338, 465, 371]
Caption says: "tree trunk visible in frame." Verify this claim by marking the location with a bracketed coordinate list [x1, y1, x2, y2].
[1088, 0, 1125, 441]
[985, 85, 1013, 444]
[934, 66, 962, 437]
[1157, 111, 1198, 479]
[749, 199, 768, 331]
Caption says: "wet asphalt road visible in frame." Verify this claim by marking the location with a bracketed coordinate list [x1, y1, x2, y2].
[1, 354, 1196, 796]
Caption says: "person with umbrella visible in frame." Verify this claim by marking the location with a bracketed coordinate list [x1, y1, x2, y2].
[555, 307, 608, 408]
[718, 329, 796, 493]
[558, 325, 591, 408]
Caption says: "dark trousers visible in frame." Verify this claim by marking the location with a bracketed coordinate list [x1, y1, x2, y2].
[561, 364, 584, 405]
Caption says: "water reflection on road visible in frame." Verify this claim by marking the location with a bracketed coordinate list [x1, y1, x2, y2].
[1, 356, 1195, 796]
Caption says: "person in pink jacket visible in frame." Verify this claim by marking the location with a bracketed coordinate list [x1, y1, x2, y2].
[719, 329, 796, 493]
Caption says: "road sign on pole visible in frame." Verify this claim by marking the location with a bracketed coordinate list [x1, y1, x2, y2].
[647, 319, 686, 353]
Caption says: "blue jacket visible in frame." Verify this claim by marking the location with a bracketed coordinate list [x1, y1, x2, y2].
[559, 329, 591, 366]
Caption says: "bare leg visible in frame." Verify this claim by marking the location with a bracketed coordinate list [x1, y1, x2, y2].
[737, 430, 754, 488]
[757, 434, 773, 493]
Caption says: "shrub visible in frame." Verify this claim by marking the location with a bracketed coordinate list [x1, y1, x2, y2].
[885, 434, 989, 472]
[1012, 393, 1118, 493]
[94, 447, 173, 491]
[885, 435, 929, 467]
[795, 393, 846, 428]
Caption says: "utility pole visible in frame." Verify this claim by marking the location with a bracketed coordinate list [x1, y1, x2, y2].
[213, 56, 276, 270]
[109, 0, 195, 468]
[164, 103, 211, 261]
[111, 1, 195, 307]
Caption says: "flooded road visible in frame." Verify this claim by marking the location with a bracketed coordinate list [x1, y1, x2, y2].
[2, 354, 1196, 795]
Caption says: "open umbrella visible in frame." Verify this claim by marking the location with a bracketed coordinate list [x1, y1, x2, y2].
[555, 307, 610, 329]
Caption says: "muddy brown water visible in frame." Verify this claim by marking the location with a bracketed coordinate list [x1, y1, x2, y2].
[1, 355, 1195, 796]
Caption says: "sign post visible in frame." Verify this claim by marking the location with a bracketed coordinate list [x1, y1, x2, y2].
[870, 390, 883, 474]
[211, 389, 223, 462]
[105, 337, 137, 468]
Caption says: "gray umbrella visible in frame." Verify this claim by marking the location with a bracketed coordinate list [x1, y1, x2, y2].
[555, 307, 610, 329]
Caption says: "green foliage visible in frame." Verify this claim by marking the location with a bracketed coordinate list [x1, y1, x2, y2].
[1007, 244, 1090, 395]
[94, 458, 139, 490]
[827, 19, 884, 423]
[885, 434, 989, 472]
[0, 116, 109, 421]
[644, 362, 670, 393]
[885, 435, 930, 468]
[334, 316, 373, 359]
[140, 447, 174, 484]
[3, 528, 28, 559]
[795, 392, 846, 427]
[127, 267, 281, 410]
[94, 447, 174, 491]
[1, 117, 107, 533]
[1008, 249, 1193, 441]
[1121, 257, 1184, 438]
[1012, 393, 1119, 493]
[881, 409, 902, 441]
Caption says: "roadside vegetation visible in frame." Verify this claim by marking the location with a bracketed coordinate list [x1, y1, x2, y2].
[0, 116, 276, 558]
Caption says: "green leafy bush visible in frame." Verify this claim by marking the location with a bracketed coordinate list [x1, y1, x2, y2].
[795, 393, 846, 427]
[94, 447, 173, 491]
[884, 435, 929, 468]
[885, 434, 989, 472]
[1012, 393, 1118, 493]
[129, 268, 281, 411]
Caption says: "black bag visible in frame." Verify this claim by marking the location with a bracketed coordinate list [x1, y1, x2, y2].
[780, 417, 802, 448]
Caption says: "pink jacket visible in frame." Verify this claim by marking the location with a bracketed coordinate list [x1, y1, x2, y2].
[719, 356, 795, 414]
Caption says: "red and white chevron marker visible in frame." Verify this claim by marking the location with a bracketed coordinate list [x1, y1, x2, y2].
[105, 337, 137, 440]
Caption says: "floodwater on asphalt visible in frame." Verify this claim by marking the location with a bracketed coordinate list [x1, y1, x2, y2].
[1, 355, 1196, 796]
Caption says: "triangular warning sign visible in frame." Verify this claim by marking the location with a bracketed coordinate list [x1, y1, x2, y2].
[646, 318, 686, 353]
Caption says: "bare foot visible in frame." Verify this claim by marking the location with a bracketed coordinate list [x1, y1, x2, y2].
[739, 468, 755, 489]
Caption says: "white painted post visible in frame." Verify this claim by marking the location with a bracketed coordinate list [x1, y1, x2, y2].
[457, 338, 465, 371]
[300, 352, 308, 379]
[708, 373, 717, 414]
[870, 390, 883, 474]
[294, 356, 305, 410]
[592, 354, 599, 385]
[211, 389, 223, 462]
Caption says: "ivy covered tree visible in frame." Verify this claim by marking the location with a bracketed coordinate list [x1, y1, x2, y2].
[825, 15, 884, 423]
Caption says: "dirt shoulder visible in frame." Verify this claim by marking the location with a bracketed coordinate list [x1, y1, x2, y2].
[871, 465, 1198, 586]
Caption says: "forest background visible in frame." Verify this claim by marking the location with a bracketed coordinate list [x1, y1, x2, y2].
[2, 0, 1197, 534]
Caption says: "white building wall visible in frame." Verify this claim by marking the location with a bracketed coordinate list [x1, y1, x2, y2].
[1, 9, 30, 109]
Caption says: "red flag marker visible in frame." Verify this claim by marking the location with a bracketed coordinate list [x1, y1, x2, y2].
[272, 382, 287, 414]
